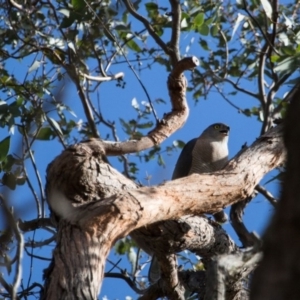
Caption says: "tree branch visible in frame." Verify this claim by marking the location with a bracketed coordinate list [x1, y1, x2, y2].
[99, 56, 199, 155]
[122, 0, 172, 59]
[43, 123, 285, 298]
[255, 185, 277, 207]
[168, 0, 181, 65]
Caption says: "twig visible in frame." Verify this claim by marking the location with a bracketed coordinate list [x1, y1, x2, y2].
[168, 0, 181, 65]
[0, 195, 24, 300]
[18, 218, 53, 232]
[24, 248, 52, 261]
[79, 70, 124, 82]
[213, 83, 248, 115]
[255, 184, 277, 207]
[24, 235, 56, 248]
[258, 43, 268, 112]
[221, 77, 260, 99]
[122, 0, 171, 59]
[7, 0, 33, 13]
[66, 64, 100, 138]
[23, 129, 45, 217]
[242, 0, 280, 55]
[104, 272, 144, 294]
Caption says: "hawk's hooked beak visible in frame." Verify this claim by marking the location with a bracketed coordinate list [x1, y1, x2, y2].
[220, 127, 230, 136]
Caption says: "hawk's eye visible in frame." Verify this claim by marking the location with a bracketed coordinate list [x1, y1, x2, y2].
[214, 125, 220, 129]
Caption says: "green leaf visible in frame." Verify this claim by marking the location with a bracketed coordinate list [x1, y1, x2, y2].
[72, 0, 85, 11]
[210, 25, 219, 37]
[60, 13, 76, 28]
[136, 122, 153, 129]
[158, 154, 165, 166]
[2, 172, 16, 190]
[193, 13, 204, 27]
[205, 16, 214, 26]
[0, 136, 10, 162]
[200, 39, 210, 51]
[173, 140, 186, 149]
[126, 39, 142, 52]
[145, 3, 158, 10]
[36, 127, 55, 140]
[198, 24, 209, 36]
[274, 56, 299, 74]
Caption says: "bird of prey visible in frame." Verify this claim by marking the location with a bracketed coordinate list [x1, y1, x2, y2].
[172, 123, 230, 222]
[148, 123, 230, 283]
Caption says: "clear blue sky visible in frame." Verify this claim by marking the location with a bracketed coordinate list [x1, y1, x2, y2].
[0, 3, 285, 299]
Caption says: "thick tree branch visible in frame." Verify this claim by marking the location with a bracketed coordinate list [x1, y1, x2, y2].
[43, 123, 285, 298]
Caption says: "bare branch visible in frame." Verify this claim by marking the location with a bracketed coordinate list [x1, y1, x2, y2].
[23, 130, 45, 217]
[258, 43, 268, 111]
[255, 185, 278, 207]
[230, 198, 261, 248]
[242, 0, 280, 55]
[169, 0, 181, 64]
[18, 218, 53, 232]
[99, 56, 199, 155]
[220, 77, 260, 99]
[0, 195, 24, 300]
[122, 0, 173, 60]
[65, 64, 100, 138]
[79, 71, 124, 82]
[104, 272, 144, 294]
[7, 0, 33, 13]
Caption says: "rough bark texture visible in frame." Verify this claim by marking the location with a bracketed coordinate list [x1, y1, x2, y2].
[42, 123, 285, 299]
[250, 88, 300, 299]
[42, 222, 108, 300]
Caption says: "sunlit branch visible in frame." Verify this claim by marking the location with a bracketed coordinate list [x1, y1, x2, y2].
[79, 70, 124, 82]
